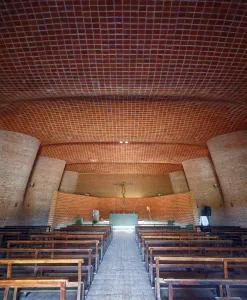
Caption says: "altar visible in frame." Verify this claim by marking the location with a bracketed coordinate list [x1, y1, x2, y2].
[109, 213, 138, 226]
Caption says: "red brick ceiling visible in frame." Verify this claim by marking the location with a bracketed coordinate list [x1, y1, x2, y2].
[0, 1, 247, 174]
[65, 163, 183, 174]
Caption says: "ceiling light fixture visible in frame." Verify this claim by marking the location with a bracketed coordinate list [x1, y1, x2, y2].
[119, 141, 123, 144]
[125, 141, 128, 144]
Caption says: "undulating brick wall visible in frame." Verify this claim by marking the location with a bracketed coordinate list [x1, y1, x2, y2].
[182, 157, 224, 225]
[49, 191, 199, 228]
[0, 130, 40, 226]
[207, 130, 247, 227]
[75, 173, 173, 198]
[169, 171, 189, 194]
[23, 156, 65, 225]
[59, 171, 79, 194]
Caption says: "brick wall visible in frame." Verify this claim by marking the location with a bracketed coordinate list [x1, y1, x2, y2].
[59, 171, 79, 194]
[75, 173, 173, 198]
[49, 191, 198, 228]
[24, 156, 65, 225]
[169, 171, 189, 194]
[207, 130, 247, 227]
[182, 157, 224, 226]
[0, 130, 40, 226]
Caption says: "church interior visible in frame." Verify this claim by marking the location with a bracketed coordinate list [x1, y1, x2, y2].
[0, 1, 247, 299]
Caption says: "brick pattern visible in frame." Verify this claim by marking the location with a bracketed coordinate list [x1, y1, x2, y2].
[1, 1, 247, 104]
[59, 170, 79, 194]
[1, 98, 246, 175]
[182, 156, 225, 225]
[49, 191, 198, 228]
[169, 171, 189, 194]
[207, 130, 247, 227]
[24, 156, 65, 226]
[2, 100, 246, 147]
[0, 1, 247, 179]
[0, 130, 40, 226]
[66, 163, 183, 174]
[75, 173, 173, 198]
[40, 142, 209, 163]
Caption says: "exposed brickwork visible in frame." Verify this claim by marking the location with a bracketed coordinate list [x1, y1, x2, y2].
[2, 100, 246, 147]
[65, 163, 183, 174]
[182, 157, 225, 226]
[207, 130, 247, 227]
[49, 191, 198, 228]
[169, 171, 189, 194]
[0, 130, 40, 226]
[75, 173, 173, 198]
[0, 1, 247, 104]
[40, 141, 208, 163]
[59, 171, 79, 194]
[23, 156, 65, 226]
[0, 1, 247, 228]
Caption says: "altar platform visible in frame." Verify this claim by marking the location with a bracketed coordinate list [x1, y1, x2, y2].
[109, 213, 138, 226]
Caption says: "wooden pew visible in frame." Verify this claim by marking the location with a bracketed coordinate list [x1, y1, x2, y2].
[1, 226, 51, 233]
[156, 278, 247, 300]
[142, 240, 233, 261]
[140, 235, 218, 253]
[241, 236, 247, 247]
[147, 247, 247, 284]
[136, 225, 181, 230]
[211, 231, 247, 246]
[30, 234, 107, 255]
[0, 258, 84, 300]
[46, 230, 112, 247]
[59, 224, 112, 233]
[61, 225, 112, 238]
[0, 278, 68, 300]
[135, 225, 183, 238]
[0, 248, 94, 288]
[7, 240, 100, 269]
[0, 232, 25, 248]
[136, 230, 207, 244]
[154, 256, 247, 299]
[196, 225, 242, 232]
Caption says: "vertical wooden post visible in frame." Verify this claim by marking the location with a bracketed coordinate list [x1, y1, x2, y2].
[96, 242, 99, 270]
[168, 283, 173, 300]
[4, 263, 12, 300]
[223, 259, 231, 297]
[60, 281, 66, 300]
[155, 258, 161, 300]
[146, 245, 150, 270]
[13, 287, 18, 300]
[77, 260, 82, 300]
[3, 286, 9, 300]
[7, 263, 12, 278]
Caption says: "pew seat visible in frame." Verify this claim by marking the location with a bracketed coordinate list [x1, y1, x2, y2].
[0, 259, 84, 300]
[156, 278, 247, 300]
[0, 277, 68, 300]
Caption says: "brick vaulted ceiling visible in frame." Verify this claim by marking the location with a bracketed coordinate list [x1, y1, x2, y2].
[0, 1, 247, 174]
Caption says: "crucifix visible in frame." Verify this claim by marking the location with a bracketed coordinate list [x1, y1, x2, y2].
[113, 181, 134, 212]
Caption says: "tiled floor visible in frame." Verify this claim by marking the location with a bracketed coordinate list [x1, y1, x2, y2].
[86, 230, 155, 300]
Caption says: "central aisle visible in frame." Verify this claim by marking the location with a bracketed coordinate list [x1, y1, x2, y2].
[86, 230, 155, 300]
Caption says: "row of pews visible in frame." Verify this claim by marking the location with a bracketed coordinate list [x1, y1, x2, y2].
[0, 224, 112, 299]
[136, 224, 247, 300]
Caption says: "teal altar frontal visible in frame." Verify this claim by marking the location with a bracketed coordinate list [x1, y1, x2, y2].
[109, 213, 138, 226]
